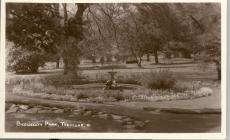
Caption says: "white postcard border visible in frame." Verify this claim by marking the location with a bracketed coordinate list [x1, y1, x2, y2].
[0, 0, 227, 139]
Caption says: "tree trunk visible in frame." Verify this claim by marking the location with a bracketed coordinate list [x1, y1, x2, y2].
[62, 37, 79, 75]
[146, 53, 150, 61]
[165, 52, 171, 58]
[56, 57, 60, 69]
[63, 58, 69, 74]
[106, 55, 112, 62]
[217, 65, 221, 80]
[173, 51, 179, 58]
[100, 56, 104, 65]
[215, 61, 221, 80]
[63, 52, 78, 75]
[62, 3, 88, 75]
[154, 50, 159, 64]
[137, 56, 142, 67]
[92, 57, 96, 63]
[63, 4, 70, 75]
[69, 58, 77, 75]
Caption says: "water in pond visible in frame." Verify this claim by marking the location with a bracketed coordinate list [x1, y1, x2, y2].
[5, 112, 220, 133]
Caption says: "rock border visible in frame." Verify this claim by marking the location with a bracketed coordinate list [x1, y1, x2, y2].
[143, 107, 221, 114]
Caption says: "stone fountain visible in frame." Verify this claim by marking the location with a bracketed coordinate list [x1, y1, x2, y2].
[104, 71, 118, 90]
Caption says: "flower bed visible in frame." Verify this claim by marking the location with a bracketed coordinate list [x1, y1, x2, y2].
[11, 83, 213, 103]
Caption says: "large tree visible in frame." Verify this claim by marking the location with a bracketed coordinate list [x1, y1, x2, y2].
[6, 3, 60, 73]
[6, 3, 89, 74]
[136, 4, 191, 63]
[7, 3, 220, 77]
[82, 4, 125, 63]
[188, 4, 221, 80]
[61, 3, 89, 74]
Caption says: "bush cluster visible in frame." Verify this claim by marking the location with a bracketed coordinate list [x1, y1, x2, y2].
[7, 47, 46, 74]
[140, 70, 176, 89]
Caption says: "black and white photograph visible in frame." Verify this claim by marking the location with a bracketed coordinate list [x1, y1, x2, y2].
[0, 0, 227, 139]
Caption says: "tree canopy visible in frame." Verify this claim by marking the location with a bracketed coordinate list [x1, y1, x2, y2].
[6, 3, 221, 79]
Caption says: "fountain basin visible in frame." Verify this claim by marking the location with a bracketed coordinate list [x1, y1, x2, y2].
[71, 83, 143, 90]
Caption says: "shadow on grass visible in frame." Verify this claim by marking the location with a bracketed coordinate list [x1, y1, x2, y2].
[79, 65, 194, 70]
[150, 61, 194, 65]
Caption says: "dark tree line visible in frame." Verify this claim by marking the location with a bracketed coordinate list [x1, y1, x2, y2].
[6, 3, 221, 79]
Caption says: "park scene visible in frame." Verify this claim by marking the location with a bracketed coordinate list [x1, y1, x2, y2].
[5, 3, 221, 132]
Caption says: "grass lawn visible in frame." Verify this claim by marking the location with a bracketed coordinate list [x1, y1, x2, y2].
[7, 57, 218, 81]
[6, 58, 220, 104]
[5, 57, 221, 133]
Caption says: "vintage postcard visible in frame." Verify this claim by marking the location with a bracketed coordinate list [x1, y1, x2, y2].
[0, 0, 227, 139]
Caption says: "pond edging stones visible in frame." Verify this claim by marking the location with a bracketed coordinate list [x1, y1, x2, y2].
[6, 103, 149, 130]
[143, 107, 221, 114]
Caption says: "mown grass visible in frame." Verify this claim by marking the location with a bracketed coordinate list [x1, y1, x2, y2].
[6, 66, 218, 103]
[6, 71, 141, 92]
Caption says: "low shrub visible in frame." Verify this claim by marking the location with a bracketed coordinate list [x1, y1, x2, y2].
[104, 90, 126, 101]
[6, 74, 90, 92]
[116, 74, 140, 85]
[173, 81, 202, 92]
[126, 59, 138, 64]
[75, 92, 89, 99]
[197, 87, 213, 96]
[99, 64, 127, 69]
[140, 70, 176, 90]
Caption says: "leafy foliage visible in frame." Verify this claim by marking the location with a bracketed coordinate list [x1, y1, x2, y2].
[6, 3, 60, 73]
[6, 3, 60, 53]
[7, 46, 46, 73]
[6, 3, 220, 78]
